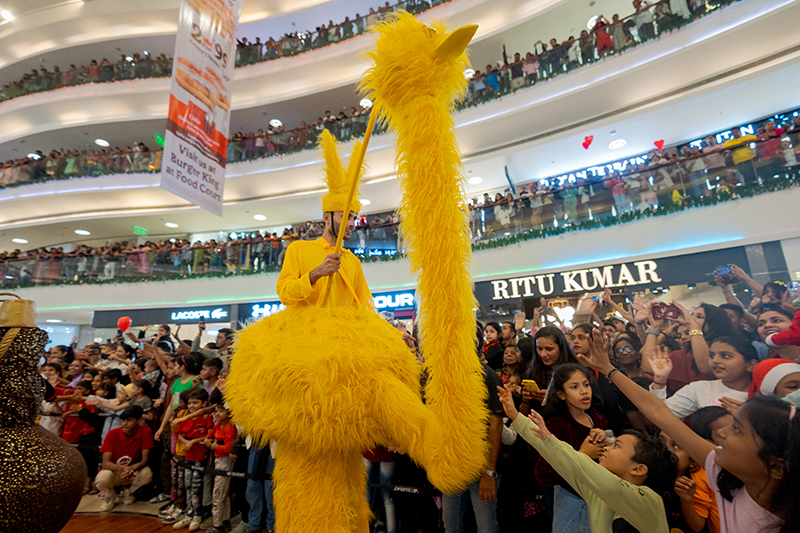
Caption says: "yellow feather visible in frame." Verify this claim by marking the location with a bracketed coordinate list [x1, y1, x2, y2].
[319, 129, 363, 212]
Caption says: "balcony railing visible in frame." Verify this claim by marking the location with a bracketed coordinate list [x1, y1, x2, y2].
[0, 0, 450, 104]
[2, 132, 798, 289]
[0, 0, 747, 191]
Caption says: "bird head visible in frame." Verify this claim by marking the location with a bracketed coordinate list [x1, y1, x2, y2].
[360, 11, 478, 123]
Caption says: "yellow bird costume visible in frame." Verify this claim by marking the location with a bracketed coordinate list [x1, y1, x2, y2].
[226, 12, 486, 533]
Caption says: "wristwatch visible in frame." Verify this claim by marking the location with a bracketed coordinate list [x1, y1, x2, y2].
[485, 470, 500, 480]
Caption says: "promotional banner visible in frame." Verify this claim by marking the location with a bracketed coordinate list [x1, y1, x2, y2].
[160, 0, 244, 216]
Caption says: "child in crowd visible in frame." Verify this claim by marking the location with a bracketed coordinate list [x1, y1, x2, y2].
[662, 431, 720, 533]
[578, 329, 799, 533]
[174, 389, 213, 531]
[161, 390, 193, 526]
[87, 382, 131, 443]
[748, 359, 800, 398]
[535, 364, 608, 532]
[498, 383, 675, 532]
[200, 357, 222, 395]
[204, 402, 238, 533]
[689, 406, 731, 446]
[649, 336, 757, 417]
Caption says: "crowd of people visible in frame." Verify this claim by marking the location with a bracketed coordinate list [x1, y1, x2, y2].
[469, 117, 800, 237]
[467, 0, 727, 100]
[35, 261, 800, 532]
[2, 114, 798, 289]
[0, 0, 745, 189]
[0, 0, 447, 104]
[0, 214, 401, 286]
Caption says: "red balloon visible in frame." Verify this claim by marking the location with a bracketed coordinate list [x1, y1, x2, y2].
[654, 140, 665, 150]
[582, 135, 594, 149]
[117, 316, 132, 332]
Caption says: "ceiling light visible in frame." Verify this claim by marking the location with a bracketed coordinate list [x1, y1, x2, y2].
[359, 198, 371, 206]
[359, 98, 373, 109]
[253, 214, 267, 221]
[269, 119, 282, 129]
[95, 138, 109, 147]
[126, 56, 133, 61]
[463, 68, 475, 79]
[12, 238, 28, 244]
[468, 176, 483, 185]
[587, 15, 599, 30]
[74, 229, 91, 236]
[165, 222, 179, 228]
[1, 10, 12, 21]
[46, 319, 62, 323]
[608, 139, 627, 150]
[27, 152, 41, 160]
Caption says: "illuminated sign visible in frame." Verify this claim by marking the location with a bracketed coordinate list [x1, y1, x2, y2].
[242, 290, 416, 322]
[374, 291, 414, 310]
[170, 308, 229, 321]
[250, 303, 286, 319]
[487, 261, 662, 301]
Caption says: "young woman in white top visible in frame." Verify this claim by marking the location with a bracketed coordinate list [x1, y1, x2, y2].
[649, 335, 757, 418]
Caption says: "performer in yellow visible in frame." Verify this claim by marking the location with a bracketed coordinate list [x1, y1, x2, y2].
[226, 12, 487, 533]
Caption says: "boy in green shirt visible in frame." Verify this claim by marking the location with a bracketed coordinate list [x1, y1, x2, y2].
[497, 385, 676, 533]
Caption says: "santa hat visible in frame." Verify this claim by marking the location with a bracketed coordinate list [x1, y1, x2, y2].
[318, 129, 365, 213]
[765, 309, 800, 348]
[749, 358, 800, 397]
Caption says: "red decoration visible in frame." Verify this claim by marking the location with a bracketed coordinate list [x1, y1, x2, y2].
[117, 316, 132, 332]
[582, 135, 594, 149]
[654, 140, 665, 150]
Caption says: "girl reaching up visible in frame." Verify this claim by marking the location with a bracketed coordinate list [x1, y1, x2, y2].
[577, 328, 799, 533]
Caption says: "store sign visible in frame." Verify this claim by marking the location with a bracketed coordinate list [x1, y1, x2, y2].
[92, 304, 233, 328]
[249, 302, 286, 319]
[171, 307, 228, 321]
[374, 291, 414, 310]
[488, 261, 661, 300]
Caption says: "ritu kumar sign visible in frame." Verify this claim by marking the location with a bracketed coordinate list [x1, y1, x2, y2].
[160, 0, 244, 216]
[489, 261, 661, 300]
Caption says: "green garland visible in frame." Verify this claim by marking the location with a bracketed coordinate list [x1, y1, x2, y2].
[5, 174, 792, 290]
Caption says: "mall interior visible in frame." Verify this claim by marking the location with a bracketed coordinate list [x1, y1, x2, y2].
[2, 0, 800, 532]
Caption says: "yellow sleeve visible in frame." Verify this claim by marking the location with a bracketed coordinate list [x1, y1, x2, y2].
[353, 257, 373, 309]
[276, 243, 315, 305]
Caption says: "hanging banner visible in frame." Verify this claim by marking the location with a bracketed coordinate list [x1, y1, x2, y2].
[160, 0, 244, 216]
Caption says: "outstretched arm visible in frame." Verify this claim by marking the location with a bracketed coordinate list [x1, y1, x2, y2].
[576, 329, 715, 467]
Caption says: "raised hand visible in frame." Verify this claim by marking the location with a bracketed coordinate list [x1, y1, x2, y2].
[674, 476, 697, 502]
[575, 328, 614, 375]
[579, 431, 605, 460]
[514, 311, 526, 332]
[719, 396, 743, 415]
[525, 410, 552, 441]
[496, 384, 519, 419]
[648, 346, 674, 384]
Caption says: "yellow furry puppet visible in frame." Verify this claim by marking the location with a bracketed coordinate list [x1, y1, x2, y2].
[226, 12, 487, 533]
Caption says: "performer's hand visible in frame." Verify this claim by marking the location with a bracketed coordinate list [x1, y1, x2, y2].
[310, 254, 342, 284]
[479, 473, 497, 503]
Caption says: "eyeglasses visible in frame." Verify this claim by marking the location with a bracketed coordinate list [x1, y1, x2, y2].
[615, 347, 634, 354]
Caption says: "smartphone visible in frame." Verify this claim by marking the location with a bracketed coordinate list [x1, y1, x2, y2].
[116, 329, 123, 336]
[651, 303, 667, 320]
[592, 296, 601, 302]
[199, 316, 205, 326]
[715, 265, 734, 282]
[513, 310, 521, 317]
[522, 379, 540, 392]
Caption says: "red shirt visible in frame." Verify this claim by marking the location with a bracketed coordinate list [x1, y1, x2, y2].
[100, 425, 153, 466]
[206, 422, 237, 458]
[61, 402, 96, 443]
[177, 415, 214, 462]
[667, 349, 713, 396]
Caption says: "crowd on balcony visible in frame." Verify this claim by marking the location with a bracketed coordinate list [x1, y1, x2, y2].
[0, 0, 749, 189]
[1, 113, 798, 288]
[36, 256, 800, 532]
[466, 0, 730, 101]
[0, 0, 449, 104]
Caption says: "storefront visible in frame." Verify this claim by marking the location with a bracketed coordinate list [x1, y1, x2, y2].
[472, 242, 789, 328]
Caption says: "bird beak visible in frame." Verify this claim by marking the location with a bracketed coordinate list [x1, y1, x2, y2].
[434, 24, 478, 61]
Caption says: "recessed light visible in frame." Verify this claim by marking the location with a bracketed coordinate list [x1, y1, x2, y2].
[95, 138, 109, 147]
[74, 229, 91, 236]
[1, 10, 12, 21]
[253, 214, 267, 221]
[126, 56, 133, 61]
[463, 68, 475, 79]
[359, 198, 371, 206]
[587, 15, 599, 30]
[359, 98, 373, 109]
[46, 319, 62, 323]
[468, 176, 483, 185]
[608, 139, 627, 150]
[27, 152, 41, 160]
[12, 238, 28, 244]
[165, 222, 179, 228]
[269, 119, 283, 129]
